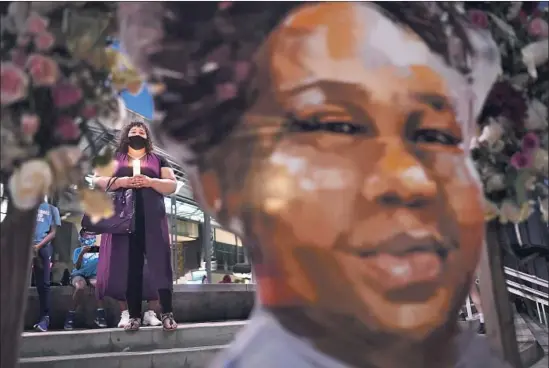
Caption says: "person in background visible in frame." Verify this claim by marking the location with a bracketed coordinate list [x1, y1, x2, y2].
[94, 121, 177, 331]
[32, 199, 61, 332]
[219, 275, 232, 284]
[64, 230, 107, 330]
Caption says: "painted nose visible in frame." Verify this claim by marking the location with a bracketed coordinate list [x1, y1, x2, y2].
[363, 142, 437, 208]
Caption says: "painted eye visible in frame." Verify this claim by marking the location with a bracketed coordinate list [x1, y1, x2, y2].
[287, 119, 322, 132]
[324, 122, 368, 135]
[413, 129, 461, 146]
[288, 118, 368, 136]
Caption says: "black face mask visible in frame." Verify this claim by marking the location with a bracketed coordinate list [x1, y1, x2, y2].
[128, 135, 147, 150]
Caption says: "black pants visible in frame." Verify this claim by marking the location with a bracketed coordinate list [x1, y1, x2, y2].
[33, 244, 52, 318]
[126, 192, 172, 319]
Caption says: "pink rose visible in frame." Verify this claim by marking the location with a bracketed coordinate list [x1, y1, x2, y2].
[25, 13, 49, 35]
[528, 18, 549, 38]
[521, 132, 540, 153]
[56, 116, 80, 141]
[468, 10, 489, 29]
[34, 32, 55, 51]
[510, 151, 533, 169]
[1, 62, 29, 105]
[26, 54, 59, 86]
[21, 114, 40, 137]
[52, 82, 83, 108]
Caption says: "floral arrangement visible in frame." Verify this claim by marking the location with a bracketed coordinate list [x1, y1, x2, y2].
[0, 2, 144, 220]
[466, 2, 549, 223]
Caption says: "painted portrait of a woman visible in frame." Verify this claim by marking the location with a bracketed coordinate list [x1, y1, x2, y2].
[119, 2, 509, 367]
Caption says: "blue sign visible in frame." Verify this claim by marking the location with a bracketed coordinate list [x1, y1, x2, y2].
[110, 40, 154, 120]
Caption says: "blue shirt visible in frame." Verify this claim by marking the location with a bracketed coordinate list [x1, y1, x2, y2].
[71, 246, 99, 278]
[34, 202, 61, 245]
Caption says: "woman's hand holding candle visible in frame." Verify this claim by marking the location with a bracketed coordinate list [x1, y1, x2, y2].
[132, 175, 153, 188]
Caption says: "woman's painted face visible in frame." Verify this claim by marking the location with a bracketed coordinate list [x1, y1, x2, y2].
[198, 3, 485, 339]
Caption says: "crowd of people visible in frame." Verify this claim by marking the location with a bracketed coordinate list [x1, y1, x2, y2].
[31, 121, 178, 332]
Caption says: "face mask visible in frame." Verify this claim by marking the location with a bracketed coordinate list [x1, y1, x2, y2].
[128, 135, 147, 150]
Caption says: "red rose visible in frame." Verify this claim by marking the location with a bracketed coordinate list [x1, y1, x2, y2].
[510, 151, 533, 169]
[468, 10, 489, 29]
[81, 105, 98, 119]
[528, 18, 549, 38]
[56, 116, 80, 141]
[25, 13, 49, 35]
[0, 62, 29, 105]
[26, 54, 59, 86]
[521, 132, 540, 153]
[52, 82, 83, 108]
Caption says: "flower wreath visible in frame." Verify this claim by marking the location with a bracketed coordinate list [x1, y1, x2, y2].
[0, 3, 143, 219]
[466, 2, 549, 223]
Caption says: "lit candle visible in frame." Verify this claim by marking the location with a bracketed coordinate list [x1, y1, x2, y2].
[132, 159, 141, 176]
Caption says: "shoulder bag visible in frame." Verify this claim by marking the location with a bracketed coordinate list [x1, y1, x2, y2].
[81, 177, 135, 234]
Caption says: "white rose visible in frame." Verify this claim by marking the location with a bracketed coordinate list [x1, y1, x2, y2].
[485, 174, 506, 192]
[522, 40, 549, 79]
[46, 145, 83, 188]
[524, 99, 548, 131]
[8, 159, 53, 210]
[531, 148, 548, 174]
[478, 118, 504, 146]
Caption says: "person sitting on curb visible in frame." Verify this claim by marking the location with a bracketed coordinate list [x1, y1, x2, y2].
[64, 230, 107, 330]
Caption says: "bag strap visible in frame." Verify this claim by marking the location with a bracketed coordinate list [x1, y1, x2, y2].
[105, 177, 119, 192]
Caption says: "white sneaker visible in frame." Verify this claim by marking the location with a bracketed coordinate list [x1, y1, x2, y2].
[118, 310, 130, 328]
[143, 310, 162, 326]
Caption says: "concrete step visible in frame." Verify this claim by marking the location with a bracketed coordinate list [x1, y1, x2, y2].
[19, 345, 226, 368]
[20, 321, 245, 358]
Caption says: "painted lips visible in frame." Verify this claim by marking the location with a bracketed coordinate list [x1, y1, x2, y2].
[341, 232, 454, 302]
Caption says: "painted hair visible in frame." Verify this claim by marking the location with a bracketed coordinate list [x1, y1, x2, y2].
[118, 2, 477, 161]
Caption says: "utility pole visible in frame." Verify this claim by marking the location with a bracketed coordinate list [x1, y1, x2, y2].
[202, 213, 212, 283]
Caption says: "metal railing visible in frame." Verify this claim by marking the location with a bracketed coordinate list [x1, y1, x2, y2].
[464, 266, 548, 326]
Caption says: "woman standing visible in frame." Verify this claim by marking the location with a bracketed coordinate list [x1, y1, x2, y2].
[94, 121, 178, 331]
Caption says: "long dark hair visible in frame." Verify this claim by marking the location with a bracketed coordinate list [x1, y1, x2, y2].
[116, 121, 154, 154]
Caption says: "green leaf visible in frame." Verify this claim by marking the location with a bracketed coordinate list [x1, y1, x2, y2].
[514, 169, 532, 205]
